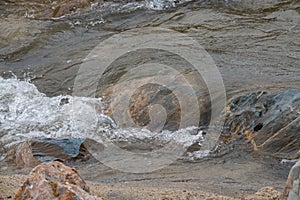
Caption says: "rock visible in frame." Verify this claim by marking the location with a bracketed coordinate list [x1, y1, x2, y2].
[31, 138, 88, 162]
[0, 174, 27, 200]
[284, 160, 300, 200]
[224, 90, 300, 159]
[245, 186, 282, 200]
[96, 51, 212, 132]
[5, 141, 41, 168]
[0, 15, 44, 59]
[14, 161, 101, 200]
[4, 139, 92, 169]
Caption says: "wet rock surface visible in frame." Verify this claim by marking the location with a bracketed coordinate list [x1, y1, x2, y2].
[3, 139, 92, 169]
[3, 89, 299, 166]
[0, 15, 46, 59]
[96, 54, 212, 132]
[224, 90, 300, 159]
[5, 141, 41, 169]
[31, 138, 88, 162]
[0, 89, 298, 199]
[14, 161, 101, 200]
[1, 0, 100, 19]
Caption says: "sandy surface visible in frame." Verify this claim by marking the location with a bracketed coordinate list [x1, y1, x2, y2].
[0, 150, 288, 200]
[0, 174, 281, 200]
[0, 174, 238, 200]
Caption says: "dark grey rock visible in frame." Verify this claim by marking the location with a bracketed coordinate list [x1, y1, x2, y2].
[224, 89, 300, 159]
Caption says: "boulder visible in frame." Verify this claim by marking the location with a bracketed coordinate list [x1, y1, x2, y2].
[4, 138, 92, 169]
[224, 90, 300, 159]
[14, 161, 101, 200]
[284, 160, 300, 200]
[31, 138, 88, 162]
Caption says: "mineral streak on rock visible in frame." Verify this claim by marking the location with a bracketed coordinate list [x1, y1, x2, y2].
[224, 90, 300, 159]
[14, 161, 101, 200]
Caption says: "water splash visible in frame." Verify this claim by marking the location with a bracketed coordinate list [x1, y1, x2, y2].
[0, 77, 208, 160]
[0, 77, 109, 148]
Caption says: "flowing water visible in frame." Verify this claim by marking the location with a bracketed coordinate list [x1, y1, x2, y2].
[0, 0, 299, 170]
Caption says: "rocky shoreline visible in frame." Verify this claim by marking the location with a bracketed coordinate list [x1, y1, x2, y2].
[0, 143, 296, 200]
[1, 0, 299, 198]
[0, 89, 299, 199]
[0, 161, 284, 200]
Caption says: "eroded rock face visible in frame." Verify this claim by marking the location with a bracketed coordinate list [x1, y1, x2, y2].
[224, 90, 300, 159]
[14, 161, 101, 200]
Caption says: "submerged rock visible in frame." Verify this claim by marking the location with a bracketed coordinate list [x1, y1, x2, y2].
[96, 49, 212, 132]
[14, 161, 101, 200]
[224, 90, 300, 159]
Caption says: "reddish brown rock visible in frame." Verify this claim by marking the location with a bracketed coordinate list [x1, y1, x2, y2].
[14, 161, 101, 200]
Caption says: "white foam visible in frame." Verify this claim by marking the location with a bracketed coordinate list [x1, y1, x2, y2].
[280, 159, 298, 165]
[90, 0, 192, 14]
[0, 77, 209, 160]
[0, 77, 111, 149]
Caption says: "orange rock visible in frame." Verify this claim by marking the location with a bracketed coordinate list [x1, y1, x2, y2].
[14, 161, 101, 200]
